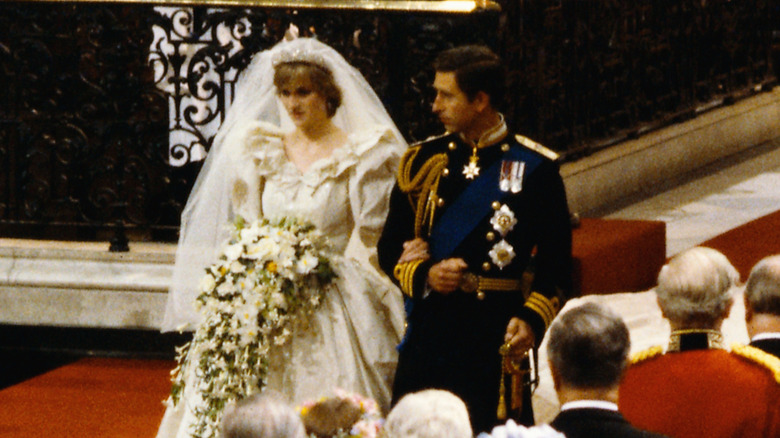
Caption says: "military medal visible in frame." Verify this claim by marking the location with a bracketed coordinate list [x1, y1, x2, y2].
[463, 147, 480, 179]
[499, 160, 525, 193]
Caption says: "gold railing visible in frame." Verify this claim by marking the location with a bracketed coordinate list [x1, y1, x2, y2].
[15, 0, 501, 13]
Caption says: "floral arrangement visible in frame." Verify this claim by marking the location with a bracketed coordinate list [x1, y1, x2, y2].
[298, 389, 384, 438]
[169, 216, 337, 438]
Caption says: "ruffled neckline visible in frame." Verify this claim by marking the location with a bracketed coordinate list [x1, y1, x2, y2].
[243, 121, 391, 187]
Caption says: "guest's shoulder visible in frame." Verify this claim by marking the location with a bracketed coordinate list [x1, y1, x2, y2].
[730, 343, 780, 384]
[628, 345, 664, 366]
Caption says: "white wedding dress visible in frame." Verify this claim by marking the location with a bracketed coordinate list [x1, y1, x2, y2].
[155, 121, 405, 438]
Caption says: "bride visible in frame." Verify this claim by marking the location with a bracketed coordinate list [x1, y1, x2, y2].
[156, 37, 407, 438]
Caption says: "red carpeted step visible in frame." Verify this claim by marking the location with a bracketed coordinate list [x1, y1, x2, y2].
[700, 209, 780, 281]
[572, 218, 667, 295]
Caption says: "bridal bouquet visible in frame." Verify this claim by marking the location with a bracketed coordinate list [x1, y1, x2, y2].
[169, 216, 337, 438]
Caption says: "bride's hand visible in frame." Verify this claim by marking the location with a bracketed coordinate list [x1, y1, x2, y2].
[398, 238, 430, 264]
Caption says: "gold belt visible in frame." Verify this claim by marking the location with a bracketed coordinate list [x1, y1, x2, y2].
[460, 272, 523, 300]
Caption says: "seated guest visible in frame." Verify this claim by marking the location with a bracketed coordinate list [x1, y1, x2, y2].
[619, 246, 780, 438]
[220, 391, 306, 438]
[744, 254, 780, 357]
[546, 302, 667, 438]
[382, 389, 472, 438]
[478, 419, 565, 438]
[298, 390, 383, 438]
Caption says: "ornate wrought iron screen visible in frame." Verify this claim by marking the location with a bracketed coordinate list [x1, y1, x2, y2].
[0, 0, 775, 246]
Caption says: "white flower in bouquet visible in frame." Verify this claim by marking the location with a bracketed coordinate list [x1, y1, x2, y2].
[199, 274, 216, 294]
[296, 251, 320, 275]
[229, 260, 246, 274]
[169, 216, 337, 438]
[245, 236, 279, 260]
[223, 242, 244, 261]
[216, 279, 236, 297]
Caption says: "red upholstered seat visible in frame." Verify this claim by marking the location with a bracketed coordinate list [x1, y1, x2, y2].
[572, 218, 666, 296]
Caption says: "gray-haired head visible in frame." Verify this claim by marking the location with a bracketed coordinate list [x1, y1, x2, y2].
[383, 389, 472, 438]
[655, 246, 739, 329]
[745, 254, 780, 316]
[546, 302, 630, 389]
[220, 391, 306, 438]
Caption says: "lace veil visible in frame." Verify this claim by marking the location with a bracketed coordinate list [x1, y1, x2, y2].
[161, 37, 407, 332]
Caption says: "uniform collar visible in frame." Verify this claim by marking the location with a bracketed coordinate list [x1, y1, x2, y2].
[752, 332, 780, 342]
[668, 329, 724, 352]
[560, 400, 618, 412]
[458, 113, 508, 149]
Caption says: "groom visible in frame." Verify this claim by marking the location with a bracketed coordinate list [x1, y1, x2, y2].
[377, 45, 572, 432]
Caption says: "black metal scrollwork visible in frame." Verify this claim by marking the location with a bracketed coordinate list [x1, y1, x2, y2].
[0, 0, 775, 245]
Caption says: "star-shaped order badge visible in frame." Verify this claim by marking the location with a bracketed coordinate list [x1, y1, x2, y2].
[490, 204, 518, 236]
[489, 239, 516, 269]
[462, 156, 480, 179]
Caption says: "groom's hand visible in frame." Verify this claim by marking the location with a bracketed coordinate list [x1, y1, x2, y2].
[398, 238, 430, 264]
[427, 258, 468, 294]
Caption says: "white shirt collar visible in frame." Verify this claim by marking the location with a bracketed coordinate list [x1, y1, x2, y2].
[560, 400, 618, 412]
[752, 332, 780, 342]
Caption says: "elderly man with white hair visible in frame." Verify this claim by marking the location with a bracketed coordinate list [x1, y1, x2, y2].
[618, 246, 780, 438]
[382, 389, 472, 438]
[219, 391, 305, 438]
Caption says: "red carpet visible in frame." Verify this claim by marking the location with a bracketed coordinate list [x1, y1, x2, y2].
[699, 209, 780, 281]
[0, 357, 174, 438]
[0, 211, 777, 437]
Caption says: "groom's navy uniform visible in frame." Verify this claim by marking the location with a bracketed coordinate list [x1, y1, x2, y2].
[377, 125, 572, 433]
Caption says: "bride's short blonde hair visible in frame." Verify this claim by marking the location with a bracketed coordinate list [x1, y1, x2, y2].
[273, 61, 343, 117]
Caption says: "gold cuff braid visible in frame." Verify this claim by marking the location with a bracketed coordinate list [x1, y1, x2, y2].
[393, 259, 424, 298]
[523, 292, 560, 330]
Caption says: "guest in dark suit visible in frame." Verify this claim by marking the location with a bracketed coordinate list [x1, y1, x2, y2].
[745, 254, 780, 358]
[377, 44, 572, 433]
[547, 302, 667, 438]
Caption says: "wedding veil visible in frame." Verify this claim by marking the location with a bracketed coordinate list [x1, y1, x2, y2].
[161, 37, 407, 332]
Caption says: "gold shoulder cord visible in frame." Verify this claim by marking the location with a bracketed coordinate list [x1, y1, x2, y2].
[629, 345, 664, 365]
[731, 343, 780, 384]
[396, 146, 448, 237]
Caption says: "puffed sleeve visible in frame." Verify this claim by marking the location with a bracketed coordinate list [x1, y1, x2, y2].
[347, 127, 404, 261]
[229, 122, 285, 222]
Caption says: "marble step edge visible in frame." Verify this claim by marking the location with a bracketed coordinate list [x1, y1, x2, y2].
[0, 239, 175, 293]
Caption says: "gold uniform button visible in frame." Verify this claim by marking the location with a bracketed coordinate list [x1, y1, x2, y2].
[492, 201, 501, 210]
[442, 168, 450, 177]
[436, 198, 445, 207]
[482, 262, 491, 272]
[486, 231, 495, 241]
[477, 291, 486, 300]
[448, 142, 457, 150]
[501, 143, 510, 152]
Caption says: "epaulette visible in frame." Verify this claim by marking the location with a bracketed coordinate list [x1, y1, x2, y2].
[731, 343, 780, 384]
[515, 134, 559, 161]
[629, 346, 664, 365]
[410, 131, 453, 148]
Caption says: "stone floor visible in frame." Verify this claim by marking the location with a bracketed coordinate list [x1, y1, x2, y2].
[604, 137, 780, 257]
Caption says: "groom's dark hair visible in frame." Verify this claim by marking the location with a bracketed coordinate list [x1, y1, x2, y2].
[433, 45, 506, 108]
